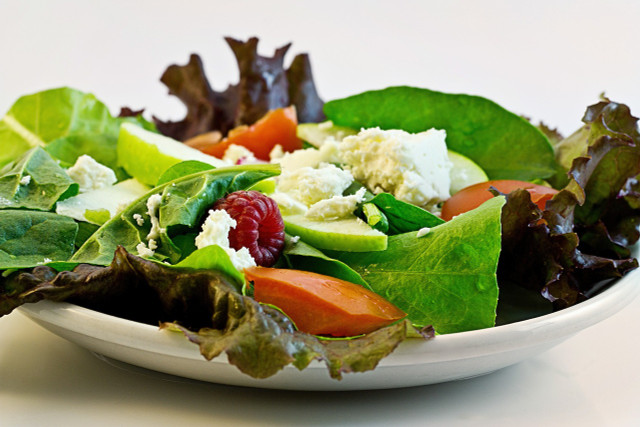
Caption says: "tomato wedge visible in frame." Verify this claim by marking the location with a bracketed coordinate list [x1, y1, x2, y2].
[199, 107, 302, 160]
[245, 267, 406, 337]
[441, 180, 559, 221]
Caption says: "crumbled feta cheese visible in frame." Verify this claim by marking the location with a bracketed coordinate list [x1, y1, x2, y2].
[273, 140, 341, 171]
[290, 235, 300, 244]
[136, 241, 156, 258]
[416, 227, 431, 238]
[19, 175, 31, 186]
[146, 194, 165, 240]
[223, 144, 257, 165]
[276, 163, 353, 206]
[339, 128, 452, 211]
[66, 155, 117, 193]
[195, 209, 257, 271]
[269, 192, 309, 215]
[305, 188, 367, 220]
[0, 197, 13, 207]
[269, 144, 285, 161]
[133, 213, 145, 226]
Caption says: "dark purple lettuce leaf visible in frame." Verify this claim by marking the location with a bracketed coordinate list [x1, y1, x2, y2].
[153, 37, 325, 142]
[153, 54, 239, 140]
[0, 247, 431, 380]
[226, 36, 291, 126]
[497, 189, 638, 310]
[286, 53, 326, 123]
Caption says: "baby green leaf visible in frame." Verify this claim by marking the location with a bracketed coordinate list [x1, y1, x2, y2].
[0, 147, 78, 211]
[0, 210, 78, 269]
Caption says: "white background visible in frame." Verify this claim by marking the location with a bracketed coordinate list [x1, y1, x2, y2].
[1, 1, 640, 426]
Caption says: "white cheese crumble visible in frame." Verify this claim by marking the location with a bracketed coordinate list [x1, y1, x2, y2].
[339, 127, 452, 211]
[269, 192, 309, 215]
[195, 209, 257, 271]
[19, 175, 31, 186]
[269, 144, 285, 161]
[305, 187, 367, 220]
[133, 213, 145, 226]
[273, 140, 341, 171]
[146, 194, 165, 240]
[276, 163, 353, 206]
[136, 240, 157, 258]
[222, 144, 257, 165]
[0, 197, 13, 207]
[66, 155, 117, 193]
[416, 227, 431, 238]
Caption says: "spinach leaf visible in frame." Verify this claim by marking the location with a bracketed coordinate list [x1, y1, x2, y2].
[281, 236, 370, 288]
[71, 164, 280, 266]
[0, 147, 78, 211]
[0, 210, 78, 269]
[168, 245, 244, 288]
[324, 86, 557, 181]
[156, 160, 214, 186]
[333, 196, 505, 334]
[368, 193, 444, 234]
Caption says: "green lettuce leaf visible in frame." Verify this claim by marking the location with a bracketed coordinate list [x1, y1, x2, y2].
[0, 210, 78, 269]
[281, 236, 369, 288]
[324, 86, 558, 181]
[0, 147, 78, 210]
[0, 87, 154, 178]
[332, 196, 505, 333]
[71, 164, 280, 265]
[0, 247, 432, 380]
[156, 160, 214, 186]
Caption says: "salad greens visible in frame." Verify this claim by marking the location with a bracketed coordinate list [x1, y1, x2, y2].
[0, 211, 78, 269]
[1, 38, 639, 381]
[0, 147, 78, 210]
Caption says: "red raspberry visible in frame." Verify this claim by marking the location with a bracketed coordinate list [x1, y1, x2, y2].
[213, 190, 285, 267]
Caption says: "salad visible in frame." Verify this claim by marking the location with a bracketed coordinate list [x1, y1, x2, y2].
[1, 37, 639, 380]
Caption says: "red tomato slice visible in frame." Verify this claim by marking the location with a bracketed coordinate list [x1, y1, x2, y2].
[245, 267, 406, 337]
[441, 180, 558, 221]
[199, 106, 302, 160]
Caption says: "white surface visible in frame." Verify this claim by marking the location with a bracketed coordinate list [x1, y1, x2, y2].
[1, 0, 640, 425]
[15, 264, 640, 391]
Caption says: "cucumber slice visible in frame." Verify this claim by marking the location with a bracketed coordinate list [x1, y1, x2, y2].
[283, 214, 387, 252]
[448, 150, 488, 194]
[297, 121, 357, 147]
[117, 123, 226, 186]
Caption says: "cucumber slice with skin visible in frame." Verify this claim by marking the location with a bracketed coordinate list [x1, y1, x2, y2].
[297, 121, 357, 147]
[283, 214, 387, 252]
[448, 150, 489, 194]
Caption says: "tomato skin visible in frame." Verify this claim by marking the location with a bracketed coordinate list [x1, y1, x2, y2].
[245, 267, 406, 337]
[441, 180, 558, 221]
[199, 107, 302, 160]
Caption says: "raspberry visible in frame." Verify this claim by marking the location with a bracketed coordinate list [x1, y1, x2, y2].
[213, 190, 285, 267]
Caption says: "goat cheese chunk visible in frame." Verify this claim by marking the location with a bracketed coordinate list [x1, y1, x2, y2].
[66, 155, 117, 193]
[305, 187, 367, 220]
[222, 144, 257, 165]
[273, 140, 341, 171]
[339, 128, 452, 210]
[276, 163, 353, 206]
[195, 209, 256, 271]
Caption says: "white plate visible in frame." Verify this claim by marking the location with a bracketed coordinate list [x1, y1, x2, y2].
[18, 267, 640, 391]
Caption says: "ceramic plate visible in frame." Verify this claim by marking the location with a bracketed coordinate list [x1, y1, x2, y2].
[18, 263, 640, 391]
